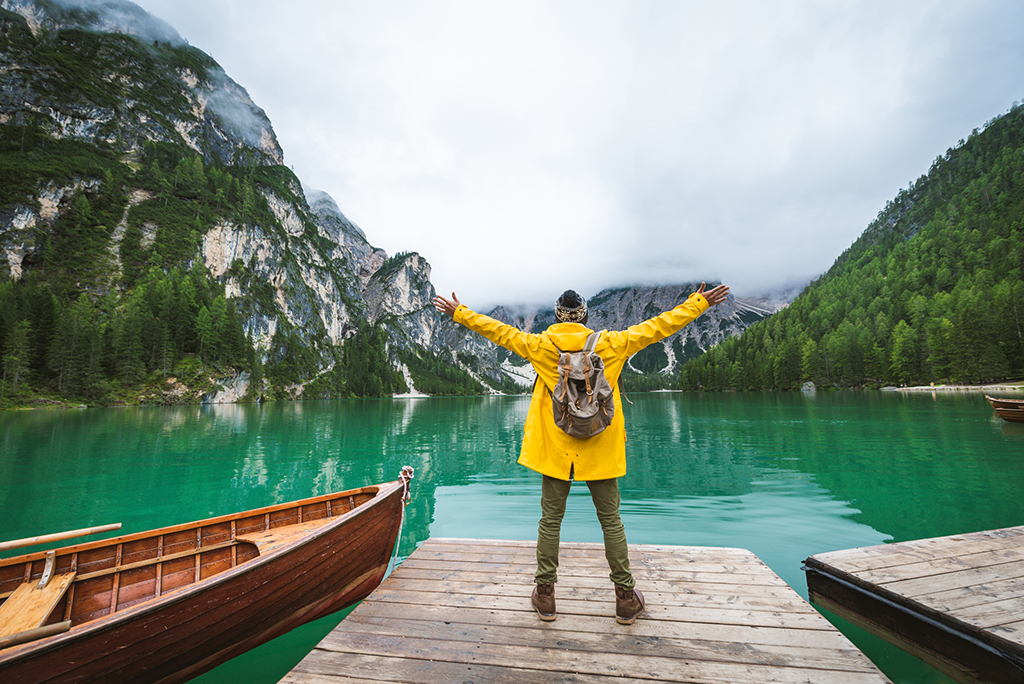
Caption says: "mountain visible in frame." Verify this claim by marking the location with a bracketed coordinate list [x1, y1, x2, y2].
[439, 285, 778, 394]
[0, 0, 282, 166]
[681, 101, 1024, 390]
[0, 0, 770, 407]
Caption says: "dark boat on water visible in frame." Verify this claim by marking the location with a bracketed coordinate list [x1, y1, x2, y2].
[0, 467, 413, 683]
[986, 394, 1024, 410]
[985, 395, 1024, 423]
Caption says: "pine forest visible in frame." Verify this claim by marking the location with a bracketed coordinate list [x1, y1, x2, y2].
[681, 102, 1024, 391]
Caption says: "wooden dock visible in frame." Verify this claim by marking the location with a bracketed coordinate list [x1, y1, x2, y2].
[282, 537, 891, 683]
[804, 525, 1024, 684]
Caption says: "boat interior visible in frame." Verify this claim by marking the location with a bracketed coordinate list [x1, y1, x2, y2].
[0, 486, 380, 650]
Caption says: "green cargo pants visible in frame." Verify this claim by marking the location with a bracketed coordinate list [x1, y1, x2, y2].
[535, 474, 635, 589]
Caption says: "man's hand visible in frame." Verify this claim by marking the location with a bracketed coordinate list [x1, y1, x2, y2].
[697, 282, 730, 307]
[432, 292, 461, 317]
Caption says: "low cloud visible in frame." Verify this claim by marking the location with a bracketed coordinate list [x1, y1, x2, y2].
[132, 1, 1024, 308]
[39, 0, 184, 45]
[203, 68, 276, 152]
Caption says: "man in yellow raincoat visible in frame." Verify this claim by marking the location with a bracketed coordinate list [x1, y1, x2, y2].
[433, 282, 730, 624]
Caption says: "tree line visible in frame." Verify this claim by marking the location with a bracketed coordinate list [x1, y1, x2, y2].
[1, 263, 253, 403]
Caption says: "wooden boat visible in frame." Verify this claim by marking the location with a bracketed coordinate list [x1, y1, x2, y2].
[986, 394, 1024, 409]
[0, 467, 414, 683]
[995, 406, 1024, 424]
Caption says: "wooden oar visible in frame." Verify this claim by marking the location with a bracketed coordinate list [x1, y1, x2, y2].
[0, 524, 122, 553]
[0, 620, 71, 650]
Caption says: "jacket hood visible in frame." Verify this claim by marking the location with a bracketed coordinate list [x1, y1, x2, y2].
[544, 323, 601, 351]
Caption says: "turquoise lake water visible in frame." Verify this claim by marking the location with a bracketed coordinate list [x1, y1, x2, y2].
[1, 391, 1021, 682]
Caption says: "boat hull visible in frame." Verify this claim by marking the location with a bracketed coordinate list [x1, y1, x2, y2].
[0, 479, 407, 683]
[994, 406, 1024, 423]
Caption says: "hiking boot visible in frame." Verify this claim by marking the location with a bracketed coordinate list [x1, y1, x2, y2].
[615, 585, 645, 625]
[532, 583, 556, 621]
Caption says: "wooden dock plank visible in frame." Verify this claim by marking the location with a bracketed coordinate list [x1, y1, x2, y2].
[307, 632, 887, 684]
[951, 597, 1024, 629]
[363, 587, 825, 630]
[410, 554, 776, 577]
[282, 538, 890, 683]
[853, 552, 1024, 588]
[397, 558, 789, 586]
[431, 537, 757, 556]
[877, 559, 1024, 600]
[387, 568, 802, 599]
[377, 576, 819, 613]
[348, 602, 857, 649]
[376, 565, 815, 602]
[805, 526, 1024, 684]
[336, 614, 877, 672]
[807, 527, 1024, 574]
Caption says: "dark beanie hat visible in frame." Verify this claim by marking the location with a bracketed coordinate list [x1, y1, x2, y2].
[555, 290, 588, 323]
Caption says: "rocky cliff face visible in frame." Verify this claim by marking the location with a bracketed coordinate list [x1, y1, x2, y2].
[0, 0, 369, 392]
[198, 181, 367, 362]
[305, 188, 387, 289]
[0, 0, 282, 166]
[3, 178, 96, 280]
[586, 284, 772, 356]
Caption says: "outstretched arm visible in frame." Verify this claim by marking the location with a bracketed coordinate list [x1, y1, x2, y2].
[434, 292, 544, 360]
[697, 282, 730, 307]
[612, 282, 729, 357]
[432, 292, 461, 318]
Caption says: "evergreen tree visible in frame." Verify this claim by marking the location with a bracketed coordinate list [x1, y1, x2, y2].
[890, 320, 920, 385]
[116, 296, 147, 383]
[210, 295, 228, 363]
[197, 305, 214, 361]
[800, 338, 827, 386]
[2, 320, 31, 394]
[249, 339, 264, 398]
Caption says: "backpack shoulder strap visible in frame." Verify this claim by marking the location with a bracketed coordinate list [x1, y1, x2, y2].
[584, 331, 602, 353]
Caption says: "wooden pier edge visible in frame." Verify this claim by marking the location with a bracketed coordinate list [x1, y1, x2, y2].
[283, 537, 892, 684]
[804, 525, 1024, 684]
[805, 563, 1023, 684]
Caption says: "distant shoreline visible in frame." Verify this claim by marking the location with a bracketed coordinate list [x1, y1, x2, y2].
[884, 381, 1024, 394]
[6, 380, 1024, 411]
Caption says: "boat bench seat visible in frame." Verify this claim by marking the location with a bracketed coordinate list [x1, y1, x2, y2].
[236, 518, 335, 555]
[0, 572, 76, 640]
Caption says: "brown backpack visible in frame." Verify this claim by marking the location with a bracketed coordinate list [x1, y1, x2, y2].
[550, 331, 615, 438]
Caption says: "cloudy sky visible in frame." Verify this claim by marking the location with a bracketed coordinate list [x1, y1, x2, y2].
[131, 0, 1024, 309]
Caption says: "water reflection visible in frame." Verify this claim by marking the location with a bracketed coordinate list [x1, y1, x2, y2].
[1, 391, 1020, 684]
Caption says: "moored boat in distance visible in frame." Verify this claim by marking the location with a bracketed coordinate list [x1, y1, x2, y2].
[0, 467, 414, 683]
[985, 395, 1024, 422]
[986, 394, 1024, 410]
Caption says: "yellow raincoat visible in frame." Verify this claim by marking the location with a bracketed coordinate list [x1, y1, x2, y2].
[453, 291, 710, 481]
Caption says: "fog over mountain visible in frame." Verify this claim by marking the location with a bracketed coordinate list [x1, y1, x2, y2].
[6, 0, 183, 43]
[133, 0, 1024, 308]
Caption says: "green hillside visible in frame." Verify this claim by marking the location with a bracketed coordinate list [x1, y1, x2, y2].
[682, 102, 1024, 390]
[0, 16, 251, 406]
[0, 10, 381, 407]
